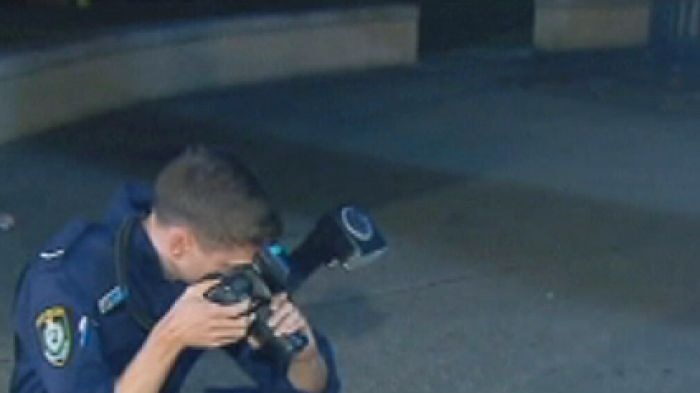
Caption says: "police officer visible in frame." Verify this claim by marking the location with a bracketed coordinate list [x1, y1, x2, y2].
[10, 147, 340, 393]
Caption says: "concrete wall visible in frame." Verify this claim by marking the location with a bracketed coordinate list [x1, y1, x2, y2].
[534, 0, 652, 51]
[0, 5, 419, 143]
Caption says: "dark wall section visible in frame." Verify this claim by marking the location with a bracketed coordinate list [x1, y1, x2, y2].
[419, 0, 533, 52]
[1, 0, 533, 53]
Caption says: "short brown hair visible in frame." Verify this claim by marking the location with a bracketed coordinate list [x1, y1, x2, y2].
[153, 147, 281, 249]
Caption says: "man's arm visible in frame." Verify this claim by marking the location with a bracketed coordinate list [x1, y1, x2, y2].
[116, 280, 253, 393]
[113, 322, 182, 393]
[287, 341, 329, 393]
[267, 294, 328, 393]
[224, 293, 341, 393]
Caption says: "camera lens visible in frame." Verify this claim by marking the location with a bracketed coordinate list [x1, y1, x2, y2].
[340, 206, 374, 241]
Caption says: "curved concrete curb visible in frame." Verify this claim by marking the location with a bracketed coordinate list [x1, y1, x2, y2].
[0, 5, 419, 143]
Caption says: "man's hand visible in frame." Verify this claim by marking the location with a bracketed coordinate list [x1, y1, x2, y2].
[264, 293, 329, 393]
[268, 293, 313, 342]
[117, 280, 254, 393]
[157, 279, 254, 350]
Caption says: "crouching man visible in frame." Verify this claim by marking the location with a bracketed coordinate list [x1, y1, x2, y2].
[11, 147, 340, 393]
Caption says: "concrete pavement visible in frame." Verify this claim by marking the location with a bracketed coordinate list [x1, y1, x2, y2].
[3, 49, 700, 392]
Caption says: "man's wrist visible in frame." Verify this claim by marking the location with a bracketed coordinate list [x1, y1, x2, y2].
[150, 318, 185, 355]
[287, 337, 328, 393]
[291, 338, 322, 364]
[116, 318, 185, 393]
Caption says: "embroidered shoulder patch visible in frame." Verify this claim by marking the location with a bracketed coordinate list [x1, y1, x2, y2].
[35, 306, 73, 367]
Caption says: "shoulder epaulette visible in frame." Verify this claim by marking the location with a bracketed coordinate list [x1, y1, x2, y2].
[38, 220, 93, 262]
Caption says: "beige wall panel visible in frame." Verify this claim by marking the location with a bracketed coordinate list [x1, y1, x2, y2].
[535, 2, 651, 50]
[0, 6, 418, 143]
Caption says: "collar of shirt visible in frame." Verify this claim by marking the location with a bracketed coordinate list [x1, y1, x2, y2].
[127, 216, 187, 321]
[106, 181, 187, 322]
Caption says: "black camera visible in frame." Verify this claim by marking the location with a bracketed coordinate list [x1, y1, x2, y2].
[204, 204, 387, 362]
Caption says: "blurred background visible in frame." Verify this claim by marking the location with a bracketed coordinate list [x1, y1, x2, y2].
[2, 1, 700, 392]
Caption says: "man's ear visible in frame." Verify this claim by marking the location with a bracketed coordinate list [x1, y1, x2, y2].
[166, 226, 192, 260]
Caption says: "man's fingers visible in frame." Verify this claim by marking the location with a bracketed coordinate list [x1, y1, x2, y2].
[268, 302, 294, 327]
[270, 293, 289, 311]
[273, 312, 306, 337]
[209, 334, 246, 348]
[247, 336, 262, 349]
[209, 299, 252, 318]
[210, 315, 254, 331]
[211, 328, 248, 340]
[225, 299, 253, 317]
[189, 279, 221, 297]
[204, 325, 252, 348]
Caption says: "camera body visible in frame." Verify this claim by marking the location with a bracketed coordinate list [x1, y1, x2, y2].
[205, 244, 308, 361]
[204, 204, 387, 362]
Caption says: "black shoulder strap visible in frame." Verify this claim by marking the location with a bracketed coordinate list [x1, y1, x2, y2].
[115, 216, 156, 331]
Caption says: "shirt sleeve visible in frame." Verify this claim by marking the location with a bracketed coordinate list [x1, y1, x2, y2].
[11, 267, 116, 393]
[221, 330, 341, 393]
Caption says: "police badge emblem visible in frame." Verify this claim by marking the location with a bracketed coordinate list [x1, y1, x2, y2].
[35, 306, 73, 367]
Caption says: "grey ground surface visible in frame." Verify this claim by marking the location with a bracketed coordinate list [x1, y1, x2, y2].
[3, 49, 700, 392]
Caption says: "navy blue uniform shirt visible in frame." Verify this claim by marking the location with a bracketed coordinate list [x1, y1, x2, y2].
[10, 183, 341, 393]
